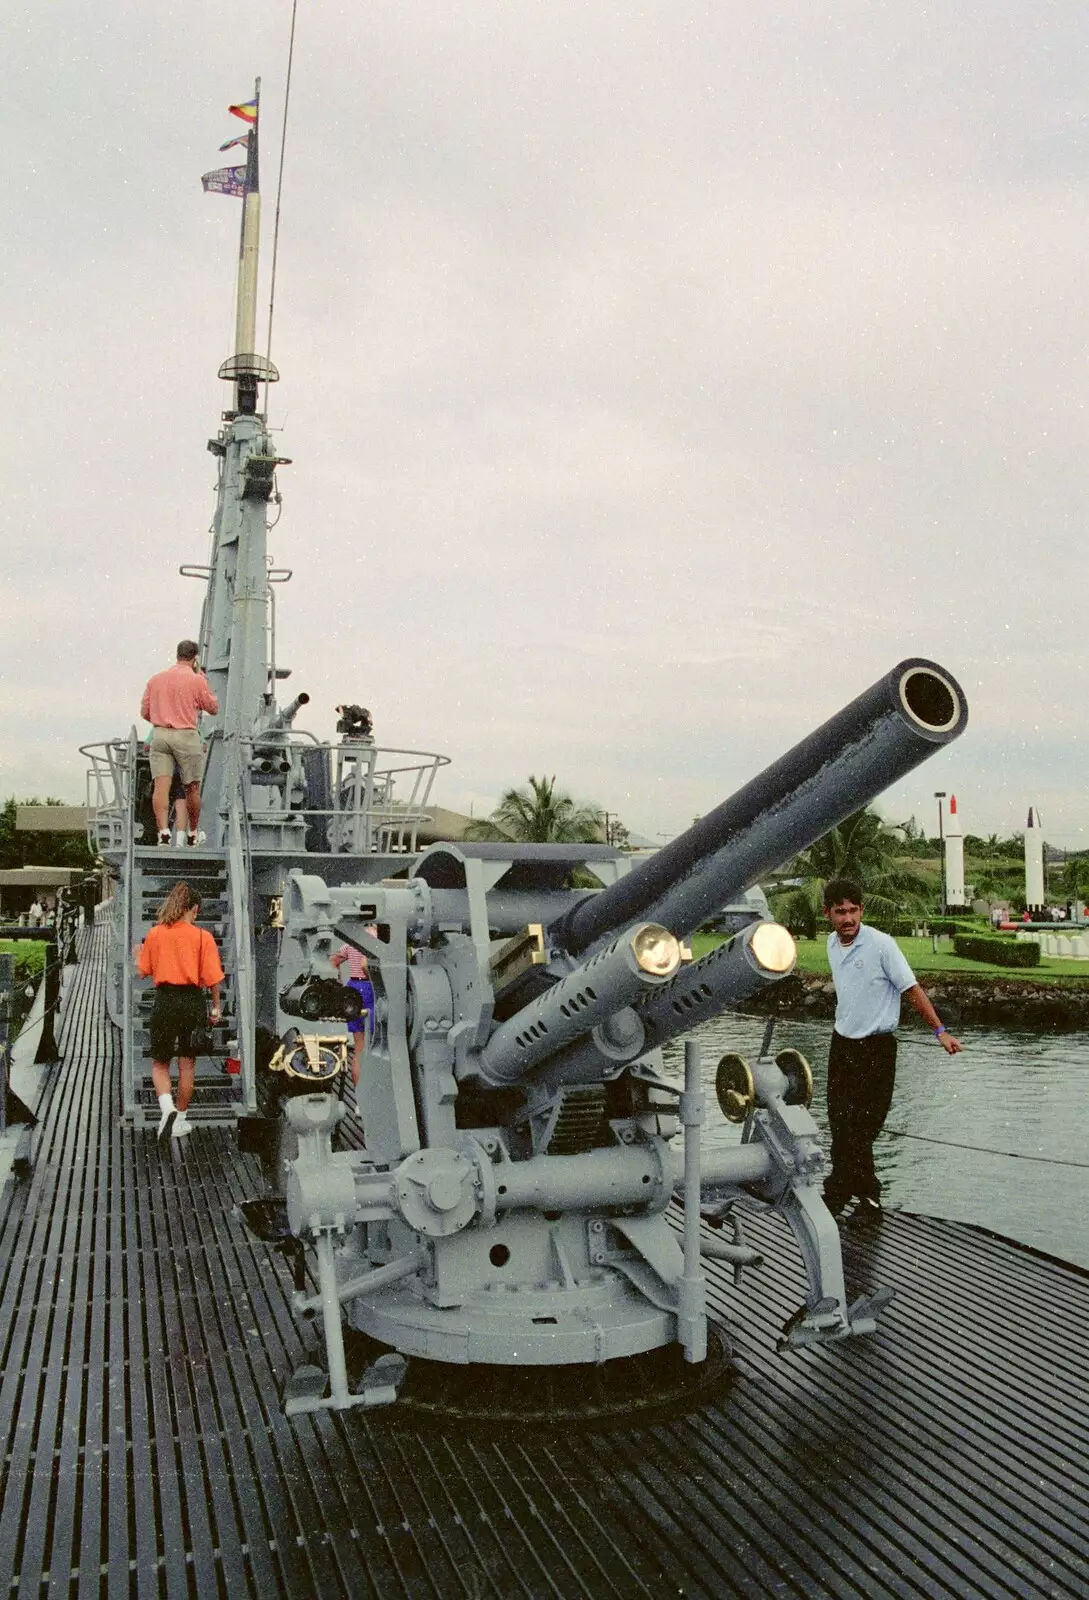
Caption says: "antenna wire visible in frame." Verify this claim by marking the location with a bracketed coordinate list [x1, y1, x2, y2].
[264, 0, 300, 415]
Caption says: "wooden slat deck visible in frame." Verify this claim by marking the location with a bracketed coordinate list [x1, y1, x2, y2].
[1, 923, 1087, 1598]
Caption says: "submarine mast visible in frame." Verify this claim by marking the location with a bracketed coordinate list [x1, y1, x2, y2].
[196, 78, 286, 835]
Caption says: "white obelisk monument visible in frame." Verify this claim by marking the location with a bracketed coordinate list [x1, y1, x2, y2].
[944, 794, 966, 908]
[1024, 806, 1045, 913]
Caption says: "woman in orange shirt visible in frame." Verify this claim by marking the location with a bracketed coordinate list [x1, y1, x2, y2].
[136, 882, 225, 1142]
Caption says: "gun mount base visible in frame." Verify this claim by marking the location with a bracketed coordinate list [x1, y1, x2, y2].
[346, 1269, 678, 1366]
[339, 1321, 733, 1428]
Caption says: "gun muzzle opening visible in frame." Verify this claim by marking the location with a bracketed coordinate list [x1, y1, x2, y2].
[630, 923, 682, 978]
[898, 666, 961, 733]
[749, 922, 796, 975]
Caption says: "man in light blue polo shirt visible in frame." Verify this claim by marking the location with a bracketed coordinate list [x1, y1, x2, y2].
[823, 876, 962, 1218]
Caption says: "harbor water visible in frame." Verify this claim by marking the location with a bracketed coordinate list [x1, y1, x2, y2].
[663, 1016, 1089, 1271]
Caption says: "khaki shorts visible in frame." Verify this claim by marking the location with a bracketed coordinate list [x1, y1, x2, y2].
[149, 727, 204, 786]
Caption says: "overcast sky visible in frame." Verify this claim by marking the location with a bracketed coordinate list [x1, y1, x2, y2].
[4, 2, 1088, 847]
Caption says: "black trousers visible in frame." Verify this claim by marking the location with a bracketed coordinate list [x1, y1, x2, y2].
[823, 1030, 897, 1211]
[148, 984, 206, 1063]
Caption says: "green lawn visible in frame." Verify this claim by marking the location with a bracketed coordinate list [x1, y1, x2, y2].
[688, 930, 1089, 983]
[794, 935, 1089, 981]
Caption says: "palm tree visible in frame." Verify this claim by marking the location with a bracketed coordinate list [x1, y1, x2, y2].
[1062, 856, 1089, 904]
[784, 807, 931, 925]
[465, 775, 603, 843]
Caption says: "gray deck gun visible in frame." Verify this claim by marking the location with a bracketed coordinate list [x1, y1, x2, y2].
[275, 658, 967, 1414]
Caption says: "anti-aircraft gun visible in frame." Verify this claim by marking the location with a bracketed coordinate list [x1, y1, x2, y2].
[272, 658, 967, 1416]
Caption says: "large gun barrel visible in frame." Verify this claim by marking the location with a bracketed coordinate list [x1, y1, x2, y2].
[550, 657, 966, 956]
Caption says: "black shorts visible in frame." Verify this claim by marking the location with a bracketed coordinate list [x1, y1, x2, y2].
[148, 985, 207, 1061]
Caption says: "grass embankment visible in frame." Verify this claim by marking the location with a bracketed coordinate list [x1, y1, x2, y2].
[0, 939, 46, 980]
[688, 931, 1089, 984]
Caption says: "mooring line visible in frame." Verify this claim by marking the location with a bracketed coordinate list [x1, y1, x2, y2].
[884, 1127, 1089, 1169]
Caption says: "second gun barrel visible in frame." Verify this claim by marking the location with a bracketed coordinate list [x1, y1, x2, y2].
[477, 923, 680, 1086]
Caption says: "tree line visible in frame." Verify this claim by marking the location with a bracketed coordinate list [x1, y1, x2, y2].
[8, 780, 1081, 935]
[0, 798, 96, 873]
[464, 779, 1089, 935]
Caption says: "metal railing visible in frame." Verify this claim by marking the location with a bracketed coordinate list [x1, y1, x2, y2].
[303, 739, 448, 855]
[226, 750, 258, 1113]
[83, 730, 448, 859]
[80, 734, 138, 855]
[233, 733, 448, 855]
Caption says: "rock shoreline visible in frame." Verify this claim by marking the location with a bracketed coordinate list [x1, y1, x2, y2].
[740, 970, 1089, 1032]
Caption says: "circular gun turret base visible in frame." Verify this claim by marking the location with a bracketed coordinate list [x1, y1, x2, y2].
[338, 1321, 733, 1430]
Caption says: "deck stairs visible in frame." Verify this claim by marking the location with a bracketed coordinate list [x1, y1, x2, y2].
[124, 846, 240, 1129]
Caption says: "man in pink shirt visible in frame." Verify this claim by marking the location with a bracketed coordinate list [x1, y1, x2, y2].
[140, 640, 219, 846]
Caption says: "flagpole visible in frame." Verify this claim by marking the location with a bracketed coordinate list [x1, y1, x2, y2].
[234, 76, 262, 407]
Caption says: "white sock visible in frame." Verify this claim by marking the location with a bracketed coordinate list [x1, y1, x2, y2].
[158, 1092, 176, 1114]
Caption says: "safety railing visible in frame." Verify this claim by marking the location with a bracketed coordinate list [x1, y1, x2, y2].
[239, 737, 449, 856]
[80, 734, 138, 855]
[226, 751, 258, 1113]
[82, 730, 449, 859]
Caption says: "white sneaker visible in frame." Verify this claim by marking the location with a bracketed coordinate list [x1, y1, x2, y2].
[157, 831, 172, 847]
[157, 1106, 177, 1141]
[172, 1112, 193, 1139]
[186, 830, 207, 848]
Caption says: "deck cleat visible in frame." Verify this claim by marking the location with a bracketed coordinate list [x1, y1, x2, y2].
[282, 1349, 409, 1418]
[777, 1283, 896, 1351]
[845, 1284, 896, 1337]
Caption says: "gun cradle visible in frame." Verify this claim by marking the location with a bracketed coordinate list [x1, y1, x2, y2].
[270, 658, 967, 1411]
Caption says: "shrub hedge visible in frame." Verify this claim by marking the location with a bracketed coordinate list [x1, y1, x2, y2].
[878, 917, 985, 938]
[953, 934, 1040, 968]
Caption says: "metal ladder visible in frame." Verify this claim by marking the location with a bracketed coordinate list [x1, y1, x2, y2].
[122, 849, 239, 1127]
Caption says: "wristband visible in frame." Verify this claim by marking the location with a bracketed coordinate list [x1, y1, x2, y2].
[934, 1025, 947, 1037]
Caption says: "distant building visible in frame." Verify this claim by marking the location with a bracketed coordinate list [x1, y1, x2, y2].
[0, 866, 84, 922]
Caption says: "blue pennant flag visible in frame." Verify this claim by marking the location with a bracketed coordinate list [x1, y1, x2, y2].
[201, 165, 246, 198]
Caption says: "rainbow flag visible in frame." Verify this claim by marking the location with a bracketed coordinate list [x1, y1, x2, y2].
[219, 132, 250, 152]
[228, 99, 258, 124]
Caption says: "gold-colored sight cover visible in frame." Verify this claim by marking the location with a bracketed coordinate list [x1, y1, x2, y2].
[750, 921, 796, 974]
[631, 923, 682, 978]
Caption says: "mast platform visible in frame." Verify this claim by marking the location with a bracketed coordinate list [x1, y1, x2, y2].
[1, 924, 1086, 1598]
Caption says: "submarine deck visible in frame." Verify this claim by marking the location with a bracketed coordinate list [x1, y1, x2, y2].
[1, 923, 1087, 1599]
